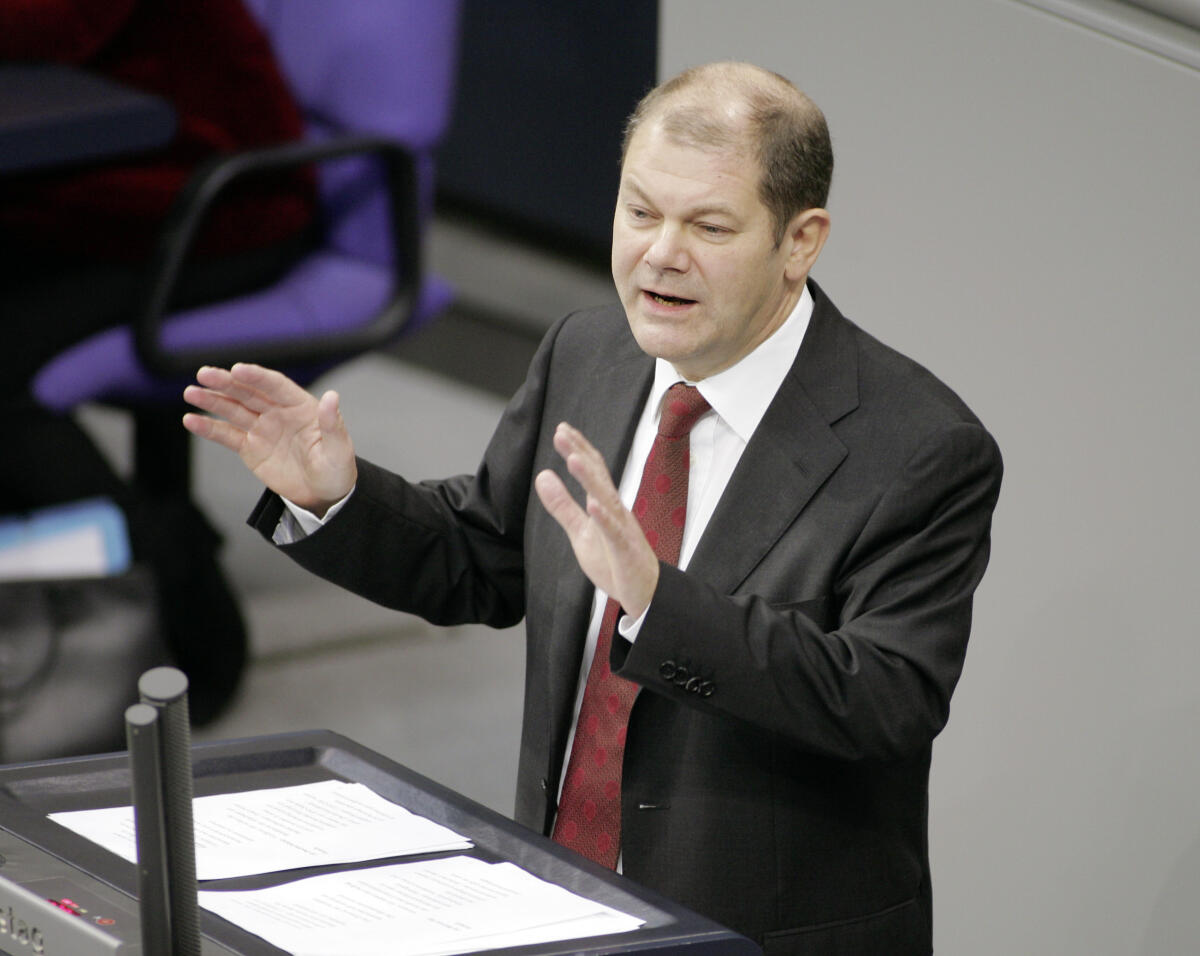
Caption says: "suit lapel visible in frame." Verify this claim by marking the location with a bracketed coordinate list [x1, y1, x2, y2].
[578, 332, 656, 479]
[541, 325, 653, 779]
[687, 284, 859, 594]
[546, 337, 652, 638]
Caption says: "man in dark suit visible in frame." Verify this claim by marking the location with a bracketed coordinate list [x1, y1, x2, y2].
[184, 62, 1002, 953]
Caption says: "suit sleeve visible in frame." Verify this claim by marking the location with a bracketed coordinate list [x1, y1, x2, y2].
[247, 315, 567, 628]
[614, 419, 1003, 761]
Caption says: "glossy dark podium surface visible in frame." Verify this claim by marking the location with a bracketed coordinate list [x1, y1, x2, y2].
[0, 62, 175, 174]
[0, 730, 761, 955]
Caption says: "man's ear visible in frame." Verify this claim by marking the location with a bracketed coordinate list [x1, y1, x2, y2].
[784, 208, 831, 282]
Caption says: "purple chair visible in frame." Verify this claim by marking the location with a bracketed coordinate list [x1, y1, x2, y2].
[24, 1, 461, 721]
[33, 0, 461, 437]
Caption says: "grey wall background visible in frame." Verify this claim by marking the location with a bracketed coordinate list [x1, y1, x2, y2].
[659, 1, 1199, 952]
[1121, 0, 1200, 31]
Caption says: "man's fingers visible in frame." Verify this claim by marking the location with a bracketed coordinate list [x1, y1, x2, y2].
[193, 364, 236, 386]
[191, 365, 278, 416]
[181, 411, 246, 453]
[312, 390, 356, 475]
[552, 422, 643, 549]
[534, 469, 589, 539]
[182, 384, 259, 432]
[585, 490, 635, 542]
[316, 390, 345, 437]
[553, 421, 651, 559]
[182, 382, 219, 412]
[555, 423, 623, 510]
[228, 362, 315, 411]
[539, 424, 660, 617]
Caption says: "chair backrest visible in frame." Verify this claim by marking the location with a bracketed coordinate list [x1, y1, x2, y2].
[245, 0, 460, 149]
[31, 0, 461, 409]
[243, 0, 462, 265]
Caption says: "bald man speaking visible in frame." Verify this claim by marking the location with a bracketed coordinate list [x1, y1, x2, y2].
[185, 62, 1002, 954]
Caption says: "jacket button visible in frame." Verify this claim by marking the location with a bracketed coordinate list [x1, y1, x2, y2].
[685, 676, 702, 694]
[659, 661, 678, 681]
[672, 665, 691, 686]
[699, 681, 715, 698]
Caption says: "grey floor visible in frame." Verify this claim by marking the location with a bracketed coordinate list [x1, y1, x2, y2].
[79, 213, 617, 818]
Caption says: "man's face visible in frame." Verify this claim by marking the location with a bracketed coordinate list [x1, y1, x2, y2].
[611, 120, 803, 381]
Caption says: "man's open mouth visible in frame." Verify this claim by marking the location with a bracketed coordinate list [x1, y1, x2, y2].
[646, 291, 696, 306]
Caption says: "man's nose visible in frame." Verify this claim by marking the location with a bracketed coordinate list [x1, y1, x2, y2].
[645, 225, 689, 272]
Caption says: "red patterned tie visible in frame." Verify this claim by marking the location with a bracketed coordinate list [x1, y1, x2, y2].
[552, 383, 711, 868]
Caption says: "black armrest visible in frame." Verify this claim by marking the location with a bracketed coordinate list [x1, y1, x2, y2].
[133, 135, 421, 376]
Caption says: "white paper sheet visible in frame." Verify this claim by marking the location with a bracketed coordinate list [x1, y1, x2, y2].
[48, 780, 472, 880]
[198, 855, 644, 956]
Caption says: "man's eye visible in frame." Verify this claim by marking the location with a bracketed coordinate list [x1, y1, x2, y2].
[700, 224, 729, 236]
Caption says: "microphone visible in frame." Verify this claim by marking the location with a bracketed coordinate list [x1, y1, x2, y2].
[125, 666, 201, 956]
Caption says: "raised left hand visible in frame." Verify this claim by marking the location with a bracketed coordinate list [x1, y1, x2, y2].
[534, 422, 659, 618]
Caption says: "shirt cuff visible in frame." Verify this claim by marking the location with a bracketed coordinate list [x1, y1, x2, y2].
[272, 487, 355, 545]
[616, 604, 649, 643]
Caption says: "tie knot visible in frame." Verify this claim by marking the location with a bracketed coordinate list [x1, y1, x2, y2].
[658, 383, 710, 438]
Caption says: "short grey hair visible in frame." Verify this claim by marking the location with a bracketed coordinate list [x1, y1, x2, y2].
[621, 62, 833, 246]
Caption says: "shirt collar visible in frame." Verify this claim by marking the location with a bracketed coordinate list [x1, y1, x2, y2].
[649, 284, 813, 443]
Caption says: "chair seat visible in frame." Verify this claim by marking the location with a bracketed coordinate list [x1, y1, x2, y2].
[32, 259, 454, 411]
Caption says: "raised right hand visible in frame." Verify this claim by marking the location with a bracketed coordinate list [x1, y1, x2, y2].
[182, 363, 357, 517]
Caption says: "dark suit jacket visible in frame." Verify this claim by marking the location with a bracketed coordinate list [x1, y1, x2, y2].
[251, 281, 1003, 954]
